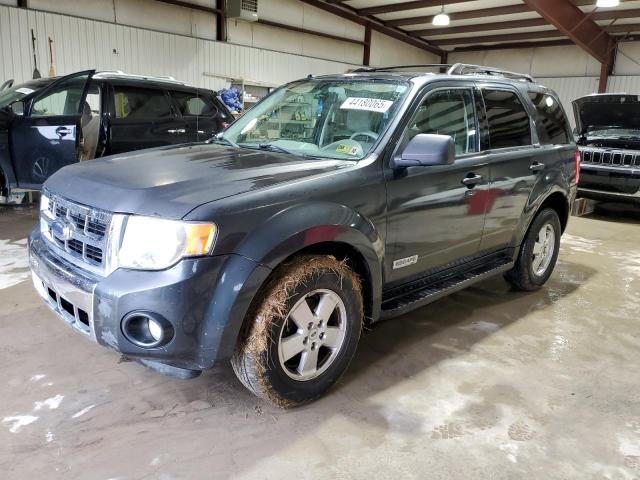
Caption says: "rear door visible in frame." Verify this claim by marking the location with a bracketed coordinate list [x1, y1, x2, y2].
[108, 84, 187, 154]
[476, 85, 545, 252]
[169, 89, 232, 142]
[9, 70, 93, 189]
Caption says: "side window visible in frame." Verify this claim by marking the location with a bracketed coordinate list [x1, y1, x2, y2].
[112, 86, 172, 119]
[171, 91, 218, 117]
[31, 73, 90, 117]
[528, 92, 570, 145]
[482, 89, 532, 149]
[407, 89, 478, 155]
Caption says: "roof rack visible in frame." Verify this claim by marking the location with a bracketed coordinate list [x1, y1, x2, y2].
[353, 64, 452, 73]
[94, 71, 191, 86]
[447, 63, 535, 83]
[352, 63, 534, 83]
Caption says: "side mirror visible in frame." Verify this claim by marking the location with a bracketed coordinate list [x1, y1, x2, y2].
[392, 133, 455, 168]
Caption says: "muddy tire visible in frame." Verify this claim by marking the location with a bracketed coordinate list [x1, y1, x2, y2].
[231, 255, 363, 407]
[505, 208, 562, 291]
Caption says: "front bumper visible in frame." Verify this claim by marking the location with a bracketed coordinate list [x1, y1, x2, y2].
[578, 164, 640, 203]
[29, 229, 271, 371]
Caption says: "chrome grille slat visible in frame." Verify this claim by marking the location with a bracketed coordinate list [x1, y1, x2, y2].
[579, 148, 639, 169]
[41, 191, 112, 275]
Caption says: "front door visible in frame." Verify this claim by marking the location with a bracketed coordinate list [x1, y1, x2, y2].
[9, 70, 93, 189]
[385, 85, 490, 285]
[108, 84, 187, 155]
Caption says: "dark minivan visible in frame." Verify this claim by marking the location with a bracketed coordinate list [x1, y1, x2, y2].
[0, 70, 232, 200]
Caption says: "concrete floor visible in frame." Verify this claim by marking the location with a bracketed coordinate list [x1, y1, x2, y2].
[1, 204, 639, 480]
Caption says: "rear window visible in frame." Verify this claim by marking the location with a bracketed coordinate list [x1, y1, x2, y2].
[172, 91, 218, 117]
[528, 92, 570, 145]
[482, 89, 532, 149]
[113, 86, 172, 119]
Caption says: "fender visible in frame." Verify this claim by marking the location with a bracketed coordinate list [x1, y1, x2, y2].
[511, 168, 571, 248]
[233, 201, 385, 321]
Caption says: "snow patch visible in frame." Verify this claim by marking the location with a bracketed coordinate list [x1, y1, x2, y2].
[2, 415, 39, 433]
[71, 404, 96, 419]
[34, 394, 64, 411]
[0, 238, 30, 290]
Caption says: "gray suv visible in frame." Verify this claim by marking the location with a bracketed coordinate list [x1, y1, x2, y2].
[28, 64, 578, 406]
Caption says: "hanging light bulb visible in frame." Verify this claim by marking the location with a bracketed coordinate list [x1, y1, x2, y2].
[433, 6, 450, 26]
[596, 0, 619, 7]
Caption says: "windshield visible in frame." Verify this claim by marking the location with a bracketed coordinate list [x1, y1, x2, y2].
[217, 79, 410, 160]
[0, 79, 53, 110]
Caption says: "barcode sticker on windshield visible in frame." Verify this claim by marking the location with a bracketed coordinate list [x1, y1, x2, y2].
[15, 88, 34, 95]
[340, 97, 393, 113]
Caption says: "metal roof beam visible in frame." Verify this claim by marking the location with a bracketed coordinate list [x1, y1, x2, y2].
[523, 0, 615, 64]
[297, 0, 443, 55]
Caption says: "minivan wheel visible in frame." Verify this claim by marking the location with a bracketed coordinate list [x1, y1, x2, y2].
[231, 255, 363, 407]
[505, 208, 562, 291]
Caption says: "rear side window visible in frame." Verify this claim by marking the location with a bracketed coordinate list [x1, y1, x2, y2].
[407, 88, 478, 155]
[482, 89, 532, 149]
[113, 86, 172, 119]
[528, 92, 570, 145]
[171, 91, 218, 117]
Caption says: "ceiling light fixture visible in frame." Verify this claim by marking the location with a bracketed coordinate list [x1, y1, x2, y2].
[433, 6, 450, 26]
[596, 0, 620, 7]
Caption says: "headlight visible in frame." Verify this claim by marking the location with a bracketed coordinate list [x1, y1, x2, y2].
[116, 216, 217, 270]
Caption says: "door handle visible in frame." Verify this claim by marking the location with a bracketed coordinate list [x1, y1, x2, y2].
[530, 162, 545, 172]
[462, 174, 483, 188]
[167, 129, 186, 134]
[55, 126, 71, 137]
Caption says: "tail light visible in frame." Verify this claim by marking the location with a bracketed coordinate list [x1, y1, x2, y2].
[575, 150, 581, 185]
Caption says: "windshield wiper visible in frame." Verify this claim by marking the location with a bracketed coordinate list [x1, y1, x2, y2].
[208, 134, 239, 148]
[256, 143, 296, 155]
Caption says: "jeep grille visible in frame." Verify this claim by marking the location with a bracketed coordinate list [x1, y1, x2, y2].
[580, 148, 640, 168]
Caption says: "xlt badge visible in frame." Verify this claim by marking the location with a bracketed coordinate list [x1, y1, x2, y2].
[393, 255, 418, 270]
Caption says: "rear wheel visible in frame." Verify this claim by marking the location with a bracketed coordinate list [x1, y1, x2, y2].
[505, 208, 561, 291]
[231, 255, 363, 407]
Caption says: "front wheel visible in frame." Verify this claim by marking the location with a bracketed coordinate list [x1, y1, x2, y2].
[505, 208, 562, 291]
[231, 255, 363, 407]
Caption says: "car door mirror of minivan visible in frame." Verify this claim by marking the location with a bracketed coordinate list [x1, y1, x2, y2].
[392, 133, 455, 169]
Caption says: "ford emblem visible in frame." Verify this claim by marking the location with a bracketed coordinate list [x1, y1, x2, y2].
[51, 220, 73, 241]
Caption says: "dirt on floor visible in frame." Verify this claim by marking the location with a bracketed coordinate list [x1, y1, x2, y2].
[1, 202, 639, 480]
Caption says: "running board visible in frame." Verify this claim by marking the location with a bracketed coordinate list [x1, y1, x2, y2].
[380, 258, 514, 319]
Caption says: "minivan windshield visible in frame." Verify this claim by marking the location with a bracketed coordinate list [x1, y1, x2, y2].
[0, 78, 53, 110]
[216, 79, 409, 160]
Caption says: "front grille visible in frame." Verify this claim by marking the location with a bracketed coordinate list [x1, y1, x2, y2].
[41, 191, 112, 275]
[580, 148, 640, 168]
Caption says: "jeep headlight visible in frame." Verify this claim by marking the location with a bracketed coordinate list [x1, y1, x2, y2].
[117, 216, 217, 270]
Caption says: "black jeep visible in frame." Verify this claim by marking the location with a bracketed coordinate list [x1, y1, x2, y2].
[0, 70, 232, 201]
[574, 93, 640, 204]
[28, 64, 577, 406]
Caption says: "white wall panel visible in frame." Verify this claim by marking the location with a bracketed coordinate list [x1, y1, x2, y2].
[615, 42, 640, 75]
[369, 31, 438, 67]
[0, 4, 361, 92]
[607, 76, 640, 94]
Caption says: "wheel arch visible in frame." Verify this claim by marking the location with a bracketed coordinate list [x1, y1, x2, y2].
[538, 191, 570, 233]
[231, 202, 384, 325]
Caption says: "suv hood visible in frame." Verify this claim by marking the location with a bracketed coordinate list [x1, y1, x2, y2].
[573, 94, 640, 135]
[45, 144, 352, 218]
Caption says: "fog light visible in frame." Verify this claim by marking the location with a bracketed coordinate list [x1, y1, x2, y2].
[121, 312, 173, 348]
[148, 318, 163, 342]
